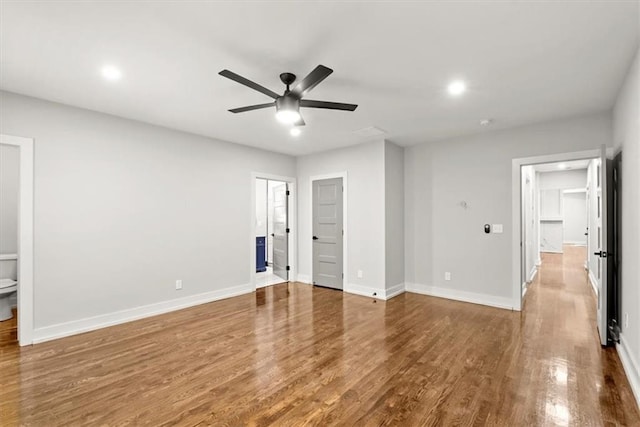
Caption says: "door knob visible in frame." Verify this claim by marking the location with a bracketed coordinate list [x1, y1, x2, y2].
[312, 236, 319, 240]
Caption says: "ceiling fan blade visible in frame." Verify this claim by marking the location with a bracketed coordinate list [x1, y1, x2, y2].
[219, 69, 280, 99]
[290, 65, 333, 98]
[228, 102, 275, 113]
[300, 99, 358, 111]
[293, 115, 306, 126]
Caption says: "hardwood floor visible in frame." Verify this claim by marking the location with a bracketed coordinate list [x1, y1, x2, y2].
[1, 246, 638, 426]
[0, 307, 17, 346]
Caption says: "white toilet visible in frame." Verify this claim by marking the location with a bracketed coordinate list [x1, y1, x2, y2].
[0, 278, 17, 321]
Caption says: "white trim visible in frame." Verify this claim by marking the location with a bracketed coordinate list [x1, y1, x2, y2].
[512, 149, 601, 313]
[406, 283, 514, 310]
[309, 172, 348, 289]
[617, 334, 640, 409]
[384, 282, 406, 300]
[528, 265, 538, 283]
[0, 253, 18, 261]
[296, 274, 311, 284]
[588, 269, 599, 297]
[344, 283, 384, 300]
[33, 283, 253, 344]
[1, 134, 34, 346]
[250, 173, 297, 292]
[522, 283, 528, 298]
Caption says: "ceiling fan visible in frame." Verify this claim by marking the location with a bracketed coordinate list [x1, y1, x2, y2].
[218, 65, 358, 127]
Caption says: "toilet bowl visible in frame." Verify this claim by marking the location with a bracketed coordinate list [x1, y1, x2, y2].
[0, 279, 17, 321]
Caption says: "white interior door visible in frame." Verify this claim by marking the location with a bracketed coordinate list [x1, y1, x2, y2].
[272, 183, 288, 281]
[312, 178, 343, 290]
[596, 145, 613, 346]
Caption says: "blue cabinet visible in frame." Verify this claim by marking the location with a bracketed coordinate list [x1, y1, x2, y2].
[256, 236, 266, 272]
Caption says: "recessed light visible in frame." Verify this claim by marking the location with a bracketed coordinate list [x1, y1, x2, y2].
[557, 163, 567, 170]
[480, 119, 493, 126]
[447, 80, 466, 96]
[101, 65, 122, 81]
[290, 127, 301, 137]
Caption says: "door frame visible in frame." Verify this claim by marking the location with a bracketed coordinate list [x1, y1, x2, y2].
[250, 172, 296, 290]
[309, 172, 347, 290]
[512, 148, 603, 311]
[1, 134, 34, 346]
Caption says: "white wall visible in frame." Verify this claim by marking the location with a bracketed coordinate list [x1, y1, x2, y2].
[0, 91, 296, 333]
[538, 169, 589, 249]
[384, 141, 404, 290]
[255, 178, 267, 237]
[612, 47, 640, 404]
[0, 144, 19, 279]
[405, 112, 612, 307]
[297, 140, 386, 294]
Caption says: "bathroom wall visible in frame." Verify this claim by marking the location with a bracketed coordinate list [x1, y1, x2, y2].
[0, 144, 19, 280]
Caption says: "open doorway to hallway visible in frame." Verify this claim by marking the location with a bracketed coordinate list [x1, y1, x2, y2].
[518, 149, 619, 347]
[521, 159, 592, 297]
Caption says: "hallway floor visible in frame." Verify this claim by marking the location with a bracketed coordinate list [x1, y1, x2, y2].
[1, 247, 638, 425]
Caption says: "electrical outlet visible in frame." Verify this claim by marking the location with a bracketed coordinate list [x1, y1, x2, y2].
[624, 312, 629, 329]
[492, 224, 503, 233]
[176, 280, 183, 290]
[357, 270, 363, 279]
[445, 272, 451, 281]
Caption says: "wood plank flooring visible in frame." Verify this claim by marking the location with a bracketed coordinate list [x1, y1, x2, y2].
[1, 246, 638, 425]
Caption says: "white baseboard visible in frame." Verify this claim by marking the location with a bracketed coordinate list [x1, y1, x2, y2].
[588, 269, 599, 298]
[527, 265, 538, 283]
[405, 283, 514, 310]
[296, 274, 311, 284]
[617, 334, 640, 408]
[33, 283, 253, 344]
[536, 258, 542, 266]
[344, 283, 385, 300]
[384, 282, 406, 300]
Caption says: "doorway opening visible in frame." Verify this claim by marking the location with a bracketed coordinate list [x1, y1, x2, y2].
[513, 146, 618, 347]
[0, 134, 34, 346]
[251, 173, 296, 290]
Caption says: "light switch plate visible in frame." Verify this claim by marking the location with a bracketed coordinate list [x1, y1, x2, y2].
[493, 224, 503, 233]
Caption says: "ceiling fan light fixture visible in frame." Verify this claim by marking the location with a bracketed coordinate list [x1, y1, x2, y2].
[275, 97, 301, 124]
[276, 109, 301, 124]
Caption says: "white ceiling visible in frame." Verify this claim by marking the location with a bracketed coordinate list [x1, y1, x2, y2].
[1, 2, 638, 156]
